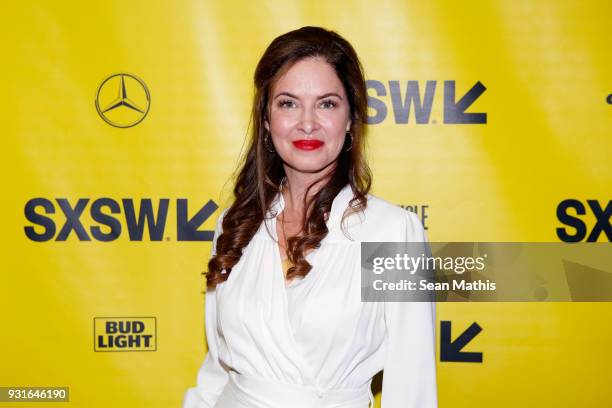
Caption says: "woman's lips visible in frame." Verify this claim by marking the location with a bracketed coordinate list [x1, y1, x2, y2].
[292, 139, 324, 150]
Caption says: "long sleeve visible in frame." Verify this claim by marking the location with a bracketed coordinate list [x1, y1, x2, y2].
[381, 211, 438, 407]
[183, 210, 229, 408]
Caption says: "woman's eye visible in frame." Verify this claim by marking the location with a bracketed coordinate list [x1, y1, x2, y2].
[278, 99, 296, 108]
[320, 99, 337, 109]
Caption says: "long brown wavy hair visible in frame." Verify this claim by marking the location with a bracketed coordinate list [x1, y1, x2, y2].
[206, 26, 372, 289]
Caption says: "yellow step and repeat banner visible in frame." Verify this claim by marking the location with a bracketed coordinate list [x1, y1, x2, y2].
[1, 1, 610, 407]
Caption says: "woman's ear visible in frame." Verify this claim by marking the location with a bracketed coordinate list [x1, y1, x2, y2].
[346, 118, 352, 132]
[264, 107, 271, 131]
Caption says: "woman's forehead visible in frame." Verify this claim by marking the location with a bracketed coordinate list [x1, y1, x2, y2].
[271, 57, 345, 97]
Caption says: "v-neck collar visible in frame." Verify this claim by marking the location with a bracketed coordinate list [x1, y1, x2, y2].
[263, 183, 356, 392]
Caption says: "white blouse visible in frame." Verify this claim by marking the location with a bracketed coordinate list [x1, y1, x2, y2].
[183, 184, 437, 408]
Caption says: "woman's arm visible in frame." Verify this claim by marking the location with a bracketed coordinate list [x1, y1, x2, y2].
[381, 211, 438, 407]
[183, 210, 229, 408]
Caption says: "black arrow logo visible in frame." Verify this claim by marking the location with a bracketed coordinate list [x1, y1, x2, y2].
[444, 81, 487, 124]
[177, 199, 218, 241]
[440, 321, 483, 362]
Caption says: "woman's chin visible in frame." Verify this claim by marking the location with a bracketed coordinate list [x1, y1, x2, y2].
[283, 160, 336, 175]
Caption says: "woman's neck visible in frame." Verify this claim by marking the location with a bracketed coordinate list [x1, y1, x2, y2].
[281, 170, 330, 220]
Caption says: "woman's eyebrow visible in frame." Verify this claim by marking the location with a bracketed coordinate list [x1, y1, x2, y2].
[273, 91, 343, 100]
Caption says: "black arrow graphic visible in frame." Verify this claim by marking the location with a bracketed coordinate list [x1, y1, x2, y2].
[444, 81, 487, 124]
[177, 199, 218, 241]
[440, 321, 483, 362]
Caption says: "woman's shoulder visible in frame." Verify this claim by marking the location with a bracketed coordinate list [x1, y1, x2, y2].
[364, 193, 406, 218]
[340, 192, 425, 242]
[364, 193, 415, 225]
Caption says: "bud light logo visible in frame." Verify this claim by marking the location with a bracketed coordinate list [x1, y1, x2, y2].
[94, 317, 157, 352]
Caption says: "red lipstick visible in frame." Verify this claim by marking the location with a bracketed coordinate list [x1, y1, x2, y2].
[292, 139, 324, 150]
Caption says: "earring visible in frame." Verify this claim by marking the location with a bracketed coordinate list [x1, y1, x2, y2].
[345, 131, 353, 152]
[264, 131, 275, 153]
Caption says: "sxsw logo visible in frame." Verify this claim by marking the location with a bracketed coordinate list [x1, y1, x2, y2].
[94, 317, 156, 352]
[556, 199, 612, 242]
[366, 80, 486, 124]
[24, 198, 218, 242]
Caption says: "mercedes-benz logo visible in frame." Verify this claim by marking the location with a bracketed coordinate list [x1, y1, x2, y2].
[95, 73, 150, 128]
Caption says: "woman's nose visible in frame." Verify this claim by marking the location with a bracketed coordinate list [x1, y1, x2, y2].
[298, 107, 318, 134]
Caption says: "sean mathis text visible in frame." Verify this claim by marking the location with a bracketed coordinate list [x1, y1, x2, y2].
[373, 279, 497, 291]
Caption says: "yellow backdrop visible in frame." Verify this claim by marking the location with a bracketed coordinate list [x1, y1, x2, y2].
[1, 1, 610, 407]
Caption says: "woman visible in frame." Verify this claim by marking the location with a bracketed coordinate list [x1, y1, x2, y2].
[183, 26, 437, 408]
